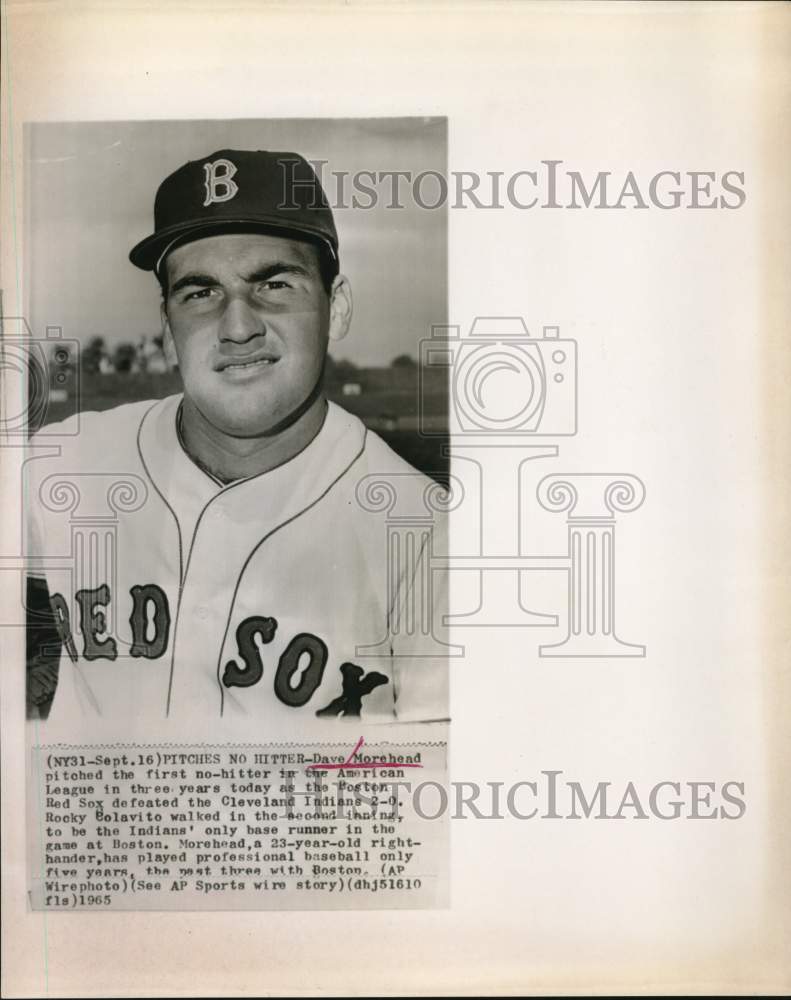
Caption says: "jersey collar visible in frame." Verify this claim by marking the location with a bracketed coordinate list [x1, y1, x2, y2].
[137, 394, 368, 580]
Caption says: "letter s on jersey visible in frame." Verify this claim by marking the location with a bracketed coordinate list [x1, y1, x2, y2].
[223, 616, 389, 716]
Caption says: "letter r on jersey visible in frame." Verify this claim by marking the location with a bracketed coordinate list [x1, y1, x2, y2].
[203, 158, 238, 206]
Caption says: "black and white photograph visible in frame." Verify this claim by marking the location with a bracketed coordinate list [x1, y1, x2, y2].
[22, 118, 450, 729]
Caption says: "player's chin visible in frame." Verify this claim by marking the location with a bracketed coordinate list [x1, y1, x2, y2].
[210, 399, 296, 439]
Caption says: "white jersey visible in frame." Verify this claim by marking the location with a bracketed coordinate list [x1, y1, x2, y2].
[24, 396, 449, 728]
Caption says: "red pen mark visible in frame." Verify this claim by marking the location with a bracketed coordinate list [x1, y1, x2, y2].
[306, 736, 423, 771]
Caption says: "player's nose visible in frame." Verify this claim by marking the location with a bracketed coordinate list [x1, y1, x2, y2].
[217, 295, 266, 344]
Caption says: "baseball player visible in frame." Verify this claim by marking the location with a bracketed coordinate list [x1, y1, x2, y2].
[24, 149, 449, 727]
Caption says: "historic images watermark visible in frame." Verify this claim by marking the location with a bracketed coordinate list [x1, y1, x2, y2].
[299, 773, 747, 823]
[0, 319, 80, 438]
[6, 312, 650, 670]
[277, 158, 747, 211]
[277, 738, 748, 824]
[354, 316, 646, 661]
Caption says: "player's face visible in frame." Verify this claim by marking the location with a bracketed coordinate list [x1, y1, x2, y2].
[161, 232, 350, 438]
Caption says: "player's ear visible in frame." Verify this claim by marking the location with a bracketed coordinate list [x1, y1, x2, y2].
[328, 274, 352, 342]
[160, 304, 178, 367]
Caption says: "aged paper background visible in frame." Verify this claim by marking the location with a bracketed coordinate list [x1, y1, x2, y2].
[2, 0, 790, 995]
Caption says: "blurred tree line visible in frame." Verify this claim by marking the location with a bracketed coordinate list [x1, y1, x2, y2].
[51, 339, 423, 379]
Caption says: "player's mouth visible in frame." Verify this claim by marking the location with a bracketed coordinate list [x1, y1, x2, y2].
[214, 351, 280, 376]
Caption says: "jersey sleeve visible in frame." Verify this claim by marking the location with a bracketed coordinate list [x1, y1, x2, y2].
[23, 442, 64, 717]
[23, 489, 63, 717]
[23, 491, 48, 580]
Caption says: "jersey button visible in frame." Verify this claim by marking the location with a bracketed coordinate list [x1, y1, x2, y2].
[197, 606, 209, 619]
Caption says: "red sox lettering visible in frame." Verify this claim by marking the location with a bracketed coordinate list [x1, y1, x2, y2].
[48, 582, 389, 717]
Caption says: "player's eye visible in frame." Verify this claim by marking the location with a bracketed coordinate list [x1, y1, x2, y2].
[182, 287, 215, 301]
[258, 280, 291, 291]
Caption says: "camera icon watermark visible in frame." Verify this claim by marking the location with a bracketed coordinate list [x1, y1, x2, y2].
[419, 317, 577, 438]
[0, 318, 80, 437]
[412, 314, 647, 653]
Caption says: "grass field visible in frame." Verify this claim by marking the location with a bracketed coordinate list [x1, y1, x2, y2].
[39, 370, 450, 485]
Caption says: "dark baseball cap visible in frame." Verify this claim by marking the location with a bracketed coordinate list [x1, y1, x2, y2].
[129, 149, 338, 273]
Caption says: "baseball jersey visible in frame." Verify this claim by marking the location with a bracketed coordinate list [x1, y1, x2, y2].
[24, 395, 449, 728]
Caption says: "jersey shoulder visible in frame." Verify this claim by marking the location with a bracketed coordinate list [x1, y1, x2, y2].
[359, 424, 439, 483]
[351, 422, 449, 538]
[30, 396, 178, 460]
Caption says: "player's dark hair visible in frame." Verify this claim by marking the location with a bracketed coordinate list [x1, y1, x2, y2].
[156, 236, 339, 302]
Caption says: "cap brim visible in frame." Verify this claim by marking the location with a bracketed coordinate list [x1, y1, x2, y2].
[129, 217, 338, 272]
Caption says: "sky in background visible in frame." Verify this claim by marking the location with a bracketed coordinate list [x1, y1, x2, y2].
[26, 117, 447, 367]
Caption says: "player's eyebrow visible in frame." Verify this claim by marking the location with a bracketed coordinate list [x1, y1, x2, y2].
[169, 272, 219, 296]
[243, 262, 312, 283]
[170, 262, 311, 297]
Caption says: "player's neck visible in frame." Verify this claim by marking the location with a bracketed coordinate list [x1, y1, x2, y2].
[179, 395, 329, 484]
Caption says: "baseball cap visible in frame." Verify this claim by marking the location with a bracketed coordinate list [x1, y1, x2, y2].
[129, 149, 338, 273]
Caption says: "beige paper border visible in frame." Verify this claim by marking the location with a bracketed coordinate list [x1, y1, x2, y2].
[758, 2, 791, 988]
[2, 1, 791, 996]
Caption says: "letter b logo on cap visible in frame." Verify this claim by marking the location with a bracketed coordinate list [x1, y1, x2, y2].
[203, 158, 239, 206]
